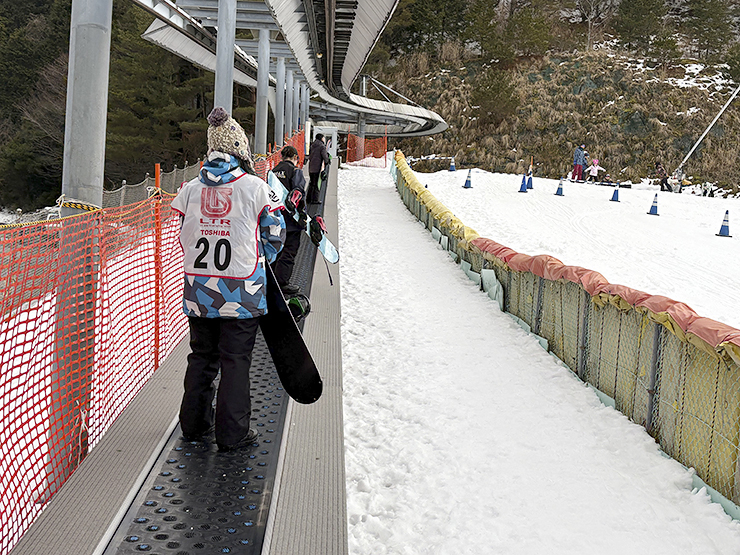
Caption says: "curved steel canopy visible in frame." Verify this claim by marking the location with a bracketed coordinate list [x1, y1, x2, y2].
[131, 0, 447, 136]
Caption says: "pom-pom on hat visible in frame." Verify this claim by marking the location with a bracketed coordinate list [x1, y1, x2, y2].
[207, 106, 254, 170]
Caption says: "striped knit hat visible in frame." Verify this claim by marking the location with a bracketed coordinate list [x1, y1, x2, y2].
[207, 107, 254, 171]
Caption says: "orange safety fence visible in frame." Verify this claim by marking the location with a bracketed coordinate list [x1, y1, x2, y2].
[0, 191, 186, 553]
[254, 129, 306, 180]
[347, 133, 387, 167]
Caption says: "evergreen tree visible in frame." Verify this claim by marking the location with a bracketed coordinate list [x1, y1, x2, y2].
[683, 0, 731, 59]
[614, 0, 668, 52]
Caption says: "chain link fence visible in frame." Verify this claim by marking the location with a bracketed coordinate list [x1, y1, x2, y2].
[392, 150, 740, 506]
[102, 162, 202, 208]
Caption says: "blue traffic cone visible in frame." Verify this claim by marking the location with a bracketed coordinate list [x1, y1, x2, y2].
[519, 175, 528, 193]
[462, 169, 472, 189]
[610, 186, 619, 202]
[554, 179, 564, 196]
[647, 194, 659, 216]
[449, 157, 456, 172]
[716, 210, 732, 237]
[527, 175, 533, 189]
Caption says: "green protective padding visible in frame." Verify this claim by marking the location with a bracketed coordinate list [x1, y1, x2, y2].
[448, 251, 459, 264]
[461, 260, 481, 286]
[588, 384, 617, 409]
[510, 313, 532, 334]
[431, 227, 442, 243]
[440, 235, 449, 250]
[481, 269, 505, 311]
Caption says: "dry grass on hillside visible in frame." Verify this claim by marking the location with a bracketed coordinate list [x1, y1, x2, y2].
[382, 50, 740, 191]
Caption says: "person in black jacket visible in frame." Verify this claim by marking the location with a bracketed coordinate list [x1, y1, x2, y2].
[271, 145, 306, 295]
[307, 133, 330, 204]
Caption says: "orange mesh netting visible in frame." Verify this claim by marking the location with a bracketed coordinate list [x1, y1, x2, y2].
[347, 133, 387, 167]
[254, 129, 306, 180]
[0, 192, 186, 553]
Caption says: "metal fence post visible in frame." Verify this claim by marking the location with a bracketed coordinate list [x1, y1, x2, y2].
[645, 322, 663, 434]
[533, 277, 545, 335]
[576, 290, 590, 380]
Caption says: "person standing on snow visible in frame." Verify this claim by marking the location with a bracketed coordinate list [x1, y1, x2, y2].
[572, 144, 586, 181]
[585, 158, 606, 182]
[307, 133, 330, 204]
[655, 161, 672, 192]
[172, 106, 285, 452]
[271, 145, 306, 295]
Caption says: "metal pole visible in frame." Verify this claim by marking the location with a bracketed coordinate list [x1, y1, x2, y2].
[61, 0, 113, 214]
[645, 323, 663, 434]
[676, 82, 740, 175]
[275, 57, 286, 147]
[285, 69, 294, 136]
[214, 0, 236, 112]
[292, 79, 300, 131]
[255, 28, 270, 155]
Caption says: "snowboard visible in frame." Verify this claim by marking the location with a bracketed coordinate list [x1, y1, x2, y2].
[259, 264, 323, 404]
[267, 171, 339, 264]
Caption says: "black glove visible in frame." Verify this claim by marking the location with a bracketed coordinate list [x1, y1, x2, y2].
[309, 216, 327, 246]
[285, 189, 303, 213]
[297, 211, 308, 228]
[320, 168, 329, 182]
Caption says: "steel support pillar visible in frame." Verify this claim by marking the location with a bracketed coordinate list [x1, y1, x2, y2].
[61, 0, 113, 214]
[49, 0, 113, 499]
[255, 28, 270, 155]
[214, 0, 237, 113]
[292, 79, 300, 131]
[300, 82, 309, 128]
[285, 69, 294, 136]
[275, 57, 286, 147]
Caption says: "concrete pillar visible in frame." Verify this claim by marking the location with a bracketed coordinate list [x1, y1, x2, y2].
[61, 0, 113, 214]
[255, 28, 270, 155]
[292, 79, 300, 132]
[285, 69, 294, 136]
[275, 57, 286, 147]
[214, 0, 237, 113]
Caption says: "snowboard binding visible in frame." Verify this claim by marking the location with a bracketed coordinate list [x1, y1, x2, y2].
[287, 293, 311, 323]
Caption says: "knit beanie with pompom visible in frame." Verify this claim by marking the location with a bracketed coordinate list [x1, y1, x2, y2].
[206, 107, 254, 171]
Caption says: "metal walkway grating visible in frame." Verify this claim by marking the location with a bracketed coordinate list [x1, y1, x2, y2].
[107, 339, 288, 555]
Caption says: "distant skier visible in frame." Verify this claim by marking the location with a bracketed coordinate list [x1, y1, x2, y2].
[572, 144, 586, 181]
[655, 161, 672, 192]
[584, 159, 606, 182]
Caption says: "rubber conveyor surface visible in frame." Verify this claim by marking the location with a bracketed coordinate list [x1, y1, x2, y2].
[105, 181, 326, 555]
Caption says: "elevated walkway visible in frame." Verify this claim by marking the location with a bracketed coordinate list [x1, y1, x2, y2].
[10, 159, 346, 555]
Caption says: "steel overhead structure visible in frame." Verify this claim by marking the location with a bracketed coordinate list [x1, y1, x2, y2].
[131, 0, 446, 138]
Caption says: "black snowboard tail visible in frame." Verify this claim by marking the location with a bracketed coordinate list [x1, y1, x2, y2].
[260, 265, 323, 404]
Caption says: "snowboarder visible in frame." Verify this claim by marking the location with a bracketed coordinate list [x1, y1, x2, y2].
[585, 159, 606, 182]
[271, 145, 307, 296]
[172, 106, 286, 452]
[307, 133, 330, 204]
[572, 144, 586, 181]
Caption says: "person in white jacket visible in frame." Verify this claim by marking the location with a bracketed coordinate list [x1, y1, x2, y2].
[585, 159, 606, 182]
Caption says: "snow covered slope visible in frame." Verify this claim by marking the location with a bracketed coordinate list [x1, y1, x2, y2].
[338, 164, 740, 554]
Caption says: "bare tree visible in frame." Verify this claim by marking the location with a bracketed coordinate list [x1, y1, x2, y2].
[577, 0, 619, 49]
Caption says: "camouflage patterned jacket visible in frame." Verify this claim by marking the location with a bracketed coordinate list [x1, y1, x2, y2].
[172, 152, 285, 318]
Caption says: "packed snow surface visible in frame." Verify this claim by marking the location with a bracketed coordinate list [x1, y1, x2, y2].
[338, 164, 740, 554]
[419, 169, 740, 329]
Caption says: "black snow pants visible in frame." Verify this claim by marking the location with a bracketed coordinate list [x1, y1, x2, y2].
[180, 316, 259, 448]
